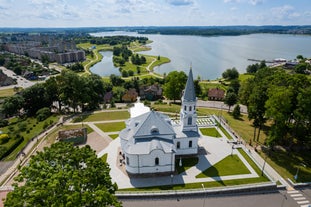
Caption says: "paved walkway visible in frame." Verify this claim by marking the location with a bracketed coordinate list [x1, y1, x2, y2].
[97, 122, 265, 189]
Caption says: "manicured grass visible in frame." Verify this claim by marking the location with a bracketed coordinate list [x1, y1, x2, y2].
[196, 155, 250, 178]
[0, 88, 16, 98]
[197, 107, 267, 144]
[109, 134, 119, 139]
[152, 103, 181, 114]
[259, 149, 311, 183]
[176, 157, 199, 174]
[95, 122, 125, 132]
[1, 115, 60, 160]
[101, 153, 108, 162]
[199, 128, 221, 138]
[214, 120, 233, 140]
[72, 111, 130, 122]
[237, 149, 268, 182]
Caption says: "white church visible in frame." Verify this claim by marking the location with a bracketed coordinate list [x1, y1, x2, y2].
[119, 68, 200, 175]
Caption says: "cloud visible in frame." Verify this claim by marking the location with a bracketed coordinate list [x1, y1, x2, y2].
[224, 0, 263, 5]
[270, 5, 295, 20]
[166, 0, 194, 6]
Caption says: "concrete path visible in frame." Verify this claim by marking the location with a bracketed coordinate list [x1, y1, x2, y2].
[97, 125, 265, 189]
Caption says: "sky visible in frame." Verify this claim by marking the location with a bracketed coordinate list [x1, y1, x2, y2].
[0, 0, 310, 27]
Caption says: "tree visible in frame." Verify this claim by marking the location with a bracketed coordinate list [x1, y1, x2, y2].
[5, 142, 121, 207]
[222, 67, 239, 80]
[21, 83, 51, 116]
[163, 71, 187, 103]
[232, 104, 241, 119]
[1, 95, 24, 117]
[224, 92, 237, 112]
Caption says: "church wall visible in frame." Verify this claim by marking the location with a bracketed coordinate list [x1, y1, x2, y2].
[174, 137, 198, 155]
[125, 150, 174, 174]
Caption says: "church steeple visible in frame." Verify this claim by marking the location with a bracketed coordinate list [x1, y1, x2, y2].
[180, 67, 198, 132]
[183, 67, 196, 102]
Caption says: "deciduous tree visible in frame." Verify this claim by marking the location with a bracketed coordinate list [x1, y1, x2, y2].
[5, 142, 121, 207]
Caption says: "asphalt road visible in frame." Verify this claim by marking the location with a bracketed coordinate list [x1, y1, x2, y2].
[119, 190, 301, 207]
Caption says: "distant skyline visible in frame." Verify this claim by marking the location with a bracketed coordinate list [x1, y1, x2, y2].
[0, 0, 310, 28]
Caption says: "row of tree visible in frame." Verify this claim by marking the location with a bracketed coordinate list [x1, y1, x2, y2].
[1, 70, 111, 117]
[239, 67, 311, 148]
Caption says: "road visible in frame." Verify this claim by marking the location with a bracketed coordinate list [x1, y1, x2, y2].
[119, 189, 308, 207]
[0, 67, 36, 89]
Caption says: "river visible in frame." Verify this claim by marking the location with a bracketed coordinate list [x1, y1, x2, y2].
[90, 32, 311, 80]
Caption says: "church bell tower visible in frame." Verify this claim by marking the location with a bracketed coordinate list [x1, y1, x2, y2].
[180, 67, 198, 132]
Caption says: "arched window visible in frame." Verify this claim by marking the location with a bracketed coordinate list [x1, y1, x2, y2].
[155, 157, 159, 165]
[194, 106, 196, 110]
[177, 141, 180, 149]
[184, 106, 187, 111]
[126, 157, 129, 165]
[189, 140, 192, 148]
[189, 106, 192, 111]
[188, 117, 192, 125]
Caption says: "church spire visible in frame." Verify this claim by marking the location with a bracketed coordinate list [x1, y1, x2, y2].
[182, 67, 196, 102]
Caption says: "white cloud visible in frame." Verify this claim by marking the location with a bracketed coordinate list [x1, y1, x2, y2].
[166, 0, 194, 6]
[248, 0, 263, 5]
[270, 5, 295, 20]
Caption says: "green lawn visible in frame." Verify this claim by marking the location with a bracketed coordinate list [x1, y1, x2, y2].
[1, 115, 60, 160]
[73, 111, 130, 122]
[176, 157, 199, 174]
[95, 122, 125, 132]
[0, 88, 16, 98]
[109, 134, 119, 139]
[197, 107, 268, 144]
[196, 155, 250, 178]
[259, 149, 311, 183]
[199, 128, 221, 138]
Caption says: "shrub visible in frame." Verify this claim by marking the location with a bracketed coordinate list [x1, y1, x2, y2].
[36, 107, 51, 122]
[0, 119, 9, 127]
[43, 122, 49, 129]
[0, 134, 10, 144]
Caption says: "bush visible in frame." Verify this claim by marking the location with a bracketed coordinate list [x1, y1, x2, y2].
[232, 104, 241, 119]
[0, 119, 9, 127]
[0, 134, 10, 144]
[36, 107, 51, 122]
[43, 122, 49, 129]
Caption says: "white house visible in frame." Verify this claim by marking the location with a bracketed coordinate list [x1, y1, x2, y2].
[119, 68, 200, 175]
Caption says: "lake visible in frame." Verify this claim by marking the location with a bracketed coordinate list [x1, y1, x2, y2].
[90, 32, 311, 80]
[89, 51, 119, 76]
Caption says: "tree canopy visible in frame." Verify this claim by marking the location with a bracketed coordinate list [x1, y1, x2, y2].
[163, 71, 187, 102]
[5, 142, 121, 207]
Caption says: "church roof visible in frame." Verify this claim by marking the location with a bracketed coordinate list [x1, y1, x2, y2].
[183, 68, 196, 102]
[120, 110, 176, 155]
[133, 110, 175, 138]
[120, 110, 176, 142]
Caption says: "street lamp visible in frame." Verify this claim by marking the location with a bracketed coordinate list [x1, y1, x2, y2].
[201, 184, 206, 207]
[294, 163, 306, 181]
[261, 155, 268, 176]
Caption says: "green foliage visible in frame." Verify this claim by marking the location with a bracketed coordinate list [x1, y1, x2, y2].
[5, 142, 121, 207]
[1, 95, 24, 117]
[222, 67, 239, 80]
[224, 92, 237, 111]
[246, 61, 266, 73]
[36, 107, 51, 121]
[67, 62, 84, 72]
[163, 71, 187, 102]
[0, 133, 9, 144]
[232, 104, 241, 119]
